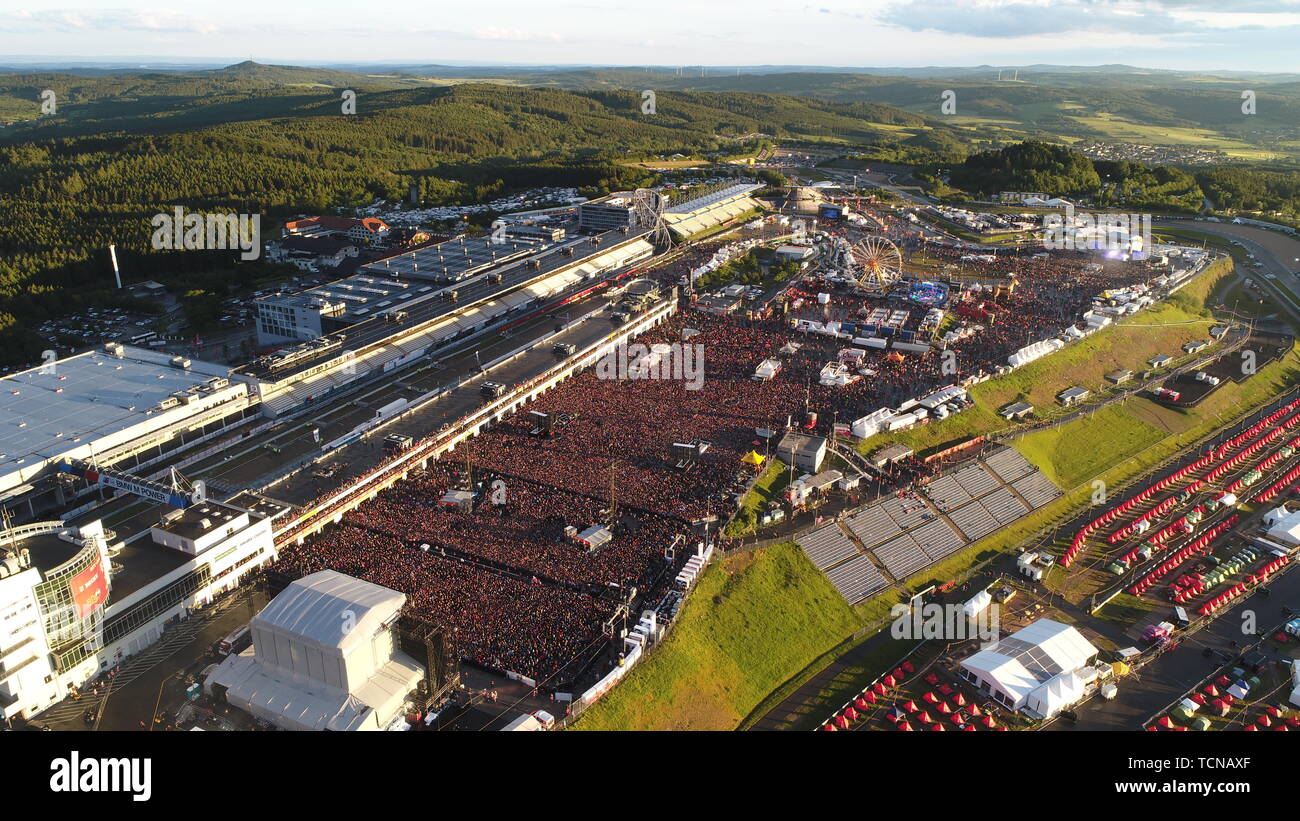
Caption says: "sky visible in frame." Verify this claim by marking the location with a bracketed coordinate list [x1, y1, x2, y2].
[4, 0, 1300, 72]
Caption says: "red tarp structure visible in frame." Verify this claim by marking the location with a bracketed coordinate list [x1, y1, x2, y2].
[923, 692, 940, 703]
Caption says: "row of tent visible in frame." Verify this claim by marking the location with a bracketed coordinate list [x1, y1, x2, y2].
[1061, 398, 1300, 568]
[1250, 460, 1300, 505]
[820, 660, 916, 731]
[1128, 515, 1238, 597]
[1195, 543, 1270, 598]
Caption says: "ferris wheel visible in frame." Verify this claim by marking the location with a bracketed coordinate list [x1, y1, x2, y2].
[852, 236, 903, 289]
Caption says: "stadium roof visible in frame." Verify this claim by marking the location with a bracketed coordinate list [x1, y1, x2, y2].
[663, 182, 763, 215]
[0, 347, 237, 498]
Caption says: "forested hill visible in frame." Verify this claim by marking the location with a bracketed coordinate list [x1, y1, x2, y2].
[0, 79, 937, 363]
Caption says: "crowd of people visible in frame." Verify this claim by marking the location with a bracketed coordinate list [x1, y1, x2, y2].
[274, 524, 615, 682]
[341, 465, 679, 591]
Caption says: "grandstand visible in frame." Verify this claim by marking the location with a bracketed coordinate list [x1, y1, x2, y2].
[243, 230, 656, 416]
[660, 183, 764, 239]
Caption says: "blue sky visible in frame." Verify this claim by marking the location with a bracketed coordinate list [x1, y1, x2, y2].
[4, 0, 1300, 72]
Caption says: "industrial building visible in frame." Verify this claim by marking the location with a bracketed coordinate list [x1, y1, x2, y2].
[777, 432, 828, 473]
[206, 570, 424, 731]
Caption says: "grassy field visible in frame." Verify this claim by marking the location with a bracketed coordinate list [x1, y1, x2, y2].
[1016, 404, 1170, 488]
[572, 542, 871, 731]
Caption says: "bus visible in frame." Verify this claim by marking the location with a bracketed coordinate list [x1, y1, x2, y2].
[130, 331, 158, 345]
[216, 624, 252, 656]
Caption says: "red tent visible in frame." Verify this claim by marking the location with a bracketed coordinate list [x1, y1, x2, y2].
[902, 700, 920, 712]
[952, 693, 968, 706]
[902, 661, 915, 673]
[835, 715, 849, 729]
[949, 712, 965, 725]
[855, 697, 871, 711]
[1157, 716, 1173, 728]
[873, 683, 888, 696]
[967, 703, 982, 717]
[981, 715, 997, 728]
[962, 724, 977, 731]
[937, 702, 953, 714]
[1257, 714, 1273, 728]
[898, 721, 913, 732]
[924, 673, 940, 685]
[917, 712, 934, 724]
[883, 674, 897, 688]
[823, 723, 837, 732]
[1244, 725, 1258, 732]
[937, 684, 953, 695]
[923, 692, 940, 703]
[843, 707, 858, 722]
[929, 723, 945, 731]
[892, 667, 907, 680]
[862, 692, 878, 705]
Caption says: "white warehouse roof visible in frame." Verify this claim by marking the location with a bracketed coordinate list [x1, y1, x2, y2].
[0, 346, 242, 498]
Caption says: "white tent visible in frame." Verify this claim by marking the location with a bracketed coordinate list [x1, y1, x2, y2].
[960, 619, 1099, 714]
[1025, 671, 1086, 719]
[1266, 508, 1300, 547]
[961, 589, 993, 620]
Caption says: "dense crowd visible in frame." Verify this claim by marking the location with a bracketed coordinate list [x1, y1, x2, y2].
[341, 465, 679, 590]
[274, 524, 615, 681]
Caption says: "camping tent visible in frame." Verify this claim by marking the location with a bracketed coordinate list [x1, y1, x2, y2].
[741, 451, 765, 466]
